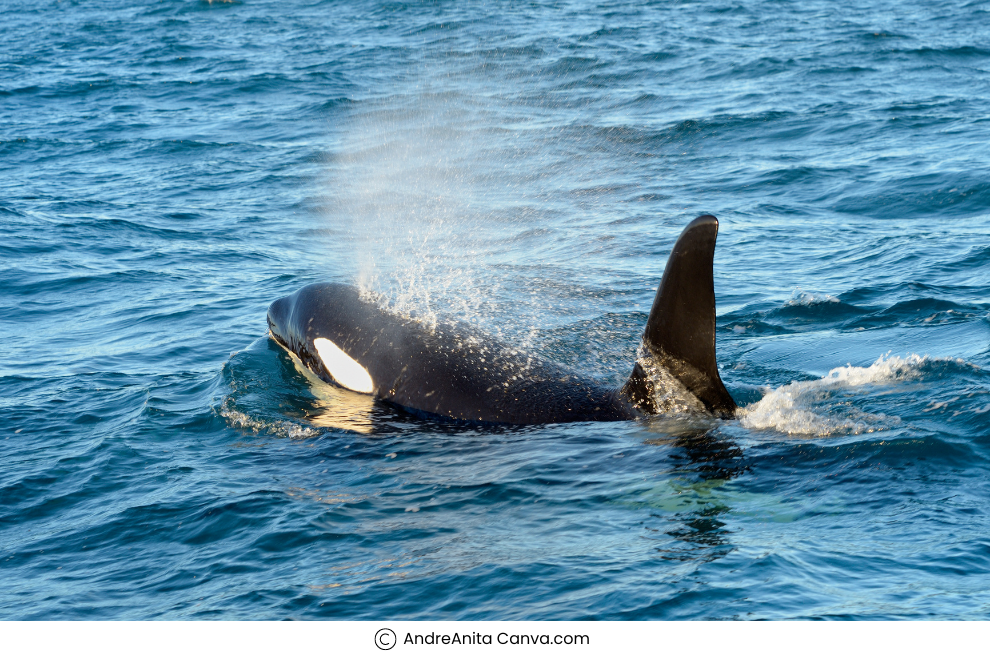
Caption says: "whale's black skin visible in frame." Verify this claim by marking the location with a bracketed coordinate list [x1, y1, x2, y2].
[267, 215, 736, 424]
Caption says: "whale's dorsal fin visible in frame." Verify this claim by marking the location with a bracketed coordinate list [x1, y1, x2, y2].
[622, 215, 736, 419]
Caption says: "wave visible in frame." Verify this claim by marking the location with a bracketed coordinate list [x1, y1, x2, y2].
[738, 353, 932, 436]
[723, 285, 989, 337]
[832, 173, 990, 220]
[892, 46, 990, 60]
[218, 396, 319, 440]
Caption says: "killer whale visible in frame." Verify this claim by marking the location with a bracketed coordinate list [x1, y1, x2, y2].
[267, 215, 736, 424]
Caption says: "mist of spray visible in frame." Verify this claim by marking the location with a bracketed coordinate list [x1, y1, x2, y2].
[322, 90, 520, 332]
[316, 54, 632, 348]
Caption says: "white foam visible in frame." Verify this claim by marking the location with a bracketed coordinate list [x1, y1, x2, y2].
[786, 289, 840, 306]
[219, 398, 318, 440]
[739, 353, 928, 436]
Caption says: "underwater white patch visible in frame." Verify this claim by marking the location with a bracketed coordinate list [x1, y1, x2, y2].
[314, 337, 374, 394]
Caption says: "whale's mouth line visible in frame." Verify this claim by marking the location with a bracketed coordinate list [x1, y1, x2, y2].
[268, 329, 291, 352]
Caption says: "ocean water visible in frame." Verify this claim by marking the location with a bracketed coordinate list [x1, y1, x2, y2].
[2, 0, 989, 620]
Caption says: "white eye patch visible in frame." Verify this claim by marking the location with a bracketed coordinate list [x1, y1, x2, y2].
[313, 337, 374, 394]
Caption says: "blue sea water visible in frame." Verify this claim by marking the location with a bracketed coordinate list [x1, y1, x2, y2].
[2, 0, 990, 620]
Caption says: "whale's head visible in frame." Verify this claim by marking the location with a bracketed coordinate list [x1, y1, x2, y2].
[266, 283, 371, 356]
[266, 284, 378, 396]
[266, 294, 293, 349]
